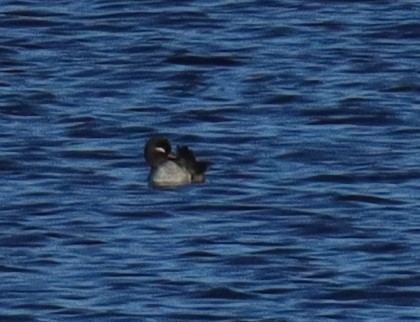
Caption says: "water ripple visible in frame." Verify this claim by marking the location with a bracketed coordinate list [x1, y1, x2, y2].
[1, 1, 419, 321]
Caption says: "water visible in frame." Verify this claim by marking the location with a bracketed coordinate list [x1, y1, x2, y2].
[1, 1, 420, 321]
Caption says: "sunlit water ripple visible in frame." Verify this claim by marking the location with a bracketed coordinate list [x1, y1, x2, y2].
[1, 1, 420, 321]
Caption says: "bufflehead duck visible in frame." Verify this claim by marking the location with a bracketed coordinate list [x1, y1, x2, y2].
[144, 136, 209, 187]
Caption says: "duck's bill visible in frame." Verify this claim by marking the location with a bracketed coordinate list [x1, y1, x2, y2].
[167, 153, 177, 160]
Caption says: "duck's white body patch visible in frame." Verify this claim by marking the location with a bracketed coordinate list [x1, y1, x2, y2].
[149, 161, 191, 187]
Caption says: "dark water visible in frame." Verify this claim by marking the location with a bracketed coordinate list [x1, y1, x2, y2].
[1, 1, 420, 321]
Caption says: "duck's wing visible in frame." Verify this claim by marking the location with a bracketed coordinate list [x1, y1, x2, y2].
[176, 145, 209, 175]
[176, 145, 195, 162]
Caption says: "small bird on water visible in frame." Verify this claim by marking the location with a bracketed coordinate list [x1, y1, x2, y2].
[144, 136, 209, 187]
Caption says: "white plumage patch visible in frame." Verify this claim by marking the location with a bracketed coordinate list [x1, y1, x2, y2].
[150, 161, 191, 187]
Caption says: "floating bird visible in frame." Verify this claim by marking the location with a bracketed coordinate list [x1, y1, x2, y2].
[144, 136, 209, 187]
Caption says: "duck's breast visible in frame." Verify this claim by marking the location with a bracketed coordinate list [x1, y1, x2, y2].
[149, 161, 191, 187]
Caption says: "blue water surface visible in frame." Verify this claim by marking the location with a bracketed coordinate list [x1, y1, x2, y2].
[1, 1, 420, 321]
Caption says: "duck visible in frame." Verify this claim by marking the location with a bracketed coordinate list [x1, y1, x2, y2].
[144, 135, 209, 187]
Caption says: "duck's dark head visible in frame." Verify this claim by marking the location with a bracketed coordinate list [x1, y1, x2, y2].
[144, 136, 172, 167]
